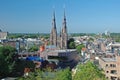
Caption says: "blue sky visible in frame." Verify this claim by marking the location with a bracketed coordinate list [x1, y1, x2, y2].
[0, 0, 120, 33]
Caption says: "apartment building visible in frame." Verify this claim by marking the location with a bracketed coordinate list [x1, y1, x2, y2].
[99, 55, 120, 80]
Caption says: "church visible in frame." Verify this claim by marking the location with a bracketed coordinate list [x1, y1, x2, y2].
[50, 10, 68, 49]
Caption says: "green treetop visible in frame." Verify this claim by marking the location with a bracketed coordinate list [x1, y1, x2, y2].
[0, 46, 17, 77]
[73, 61, 106, 80]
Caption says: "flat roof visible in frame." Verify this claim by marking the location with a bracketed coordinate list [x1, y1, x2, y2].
[54, 49, 76, 53]
[111, 43, 120, 47]
[102, 58, 116, 62]
[41, 49, 76, 55]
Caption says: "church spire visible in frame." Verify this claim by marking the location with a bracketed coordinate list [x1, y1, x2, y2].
[52, 10, 56, 29]
[62, 9, 67, 33]
[63, 5, 66, 27]
[64, 9, 66, 21]
[50, 10, 57, 47]
[60, 9, 68, 49]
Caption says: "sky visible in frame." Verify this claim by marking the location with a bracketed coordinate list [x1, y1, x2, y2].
[0, 0, 120, 33]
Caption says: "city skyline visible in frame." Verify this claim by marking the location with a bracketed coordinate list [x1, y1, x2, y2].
[0, 0, 120, 33]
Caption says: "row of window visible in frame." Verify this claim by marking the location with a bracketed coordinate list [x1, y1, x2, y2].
[106, 64, 116, 67]
[106, 70, 117, 74]
[106, 76, 118, 80]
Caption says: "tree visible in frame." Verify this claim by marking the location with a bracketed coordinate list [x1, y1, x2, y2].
[68, 38, 76, 49]
[88, 37, 94, 42]
[54, 67, 72, 80]
[28, 45, 38, 52]
[0, 46, 17, 77]
[76, 44, 85, 53]
[17, 69, 43, 80]
[17, 67, 72, 80]
[73, 61, 106, 80]
[69, 42, 76, 49]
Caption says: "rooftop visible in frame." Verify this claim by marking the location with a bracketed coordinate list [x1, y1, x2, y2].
[110, 43, 120, 47]
[102, 58, 116, 62]
[54, 49, 76, 53]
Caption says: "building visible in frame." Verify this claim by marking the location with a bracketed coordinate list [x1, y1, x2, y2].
[50, 10, 68, 49]
[60, 11, 68, 49]
[99, 54, 120, 80]
[105, 30, 110, 36]
[2, 40, 19, 48]
[40, 49, 76, 59]
[0, 29, 8, 40]
[50, 11, 57, 47]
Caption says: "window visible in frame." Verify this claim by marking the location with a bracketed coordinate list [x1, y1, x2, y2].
[106, 77, 108, 79]
[113, 64, 116, 67]
[110, 64, 112, 67]
[106, 64, 108, 67]
[111, 76, 117, 80]
[106, 71, 109, 73]
[110, 64, 116, 67]
[111, 70, 117, 74]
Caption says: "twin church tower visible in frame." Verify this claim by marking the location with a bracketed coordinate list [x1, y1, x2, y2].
[50, 10, 68, 49]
